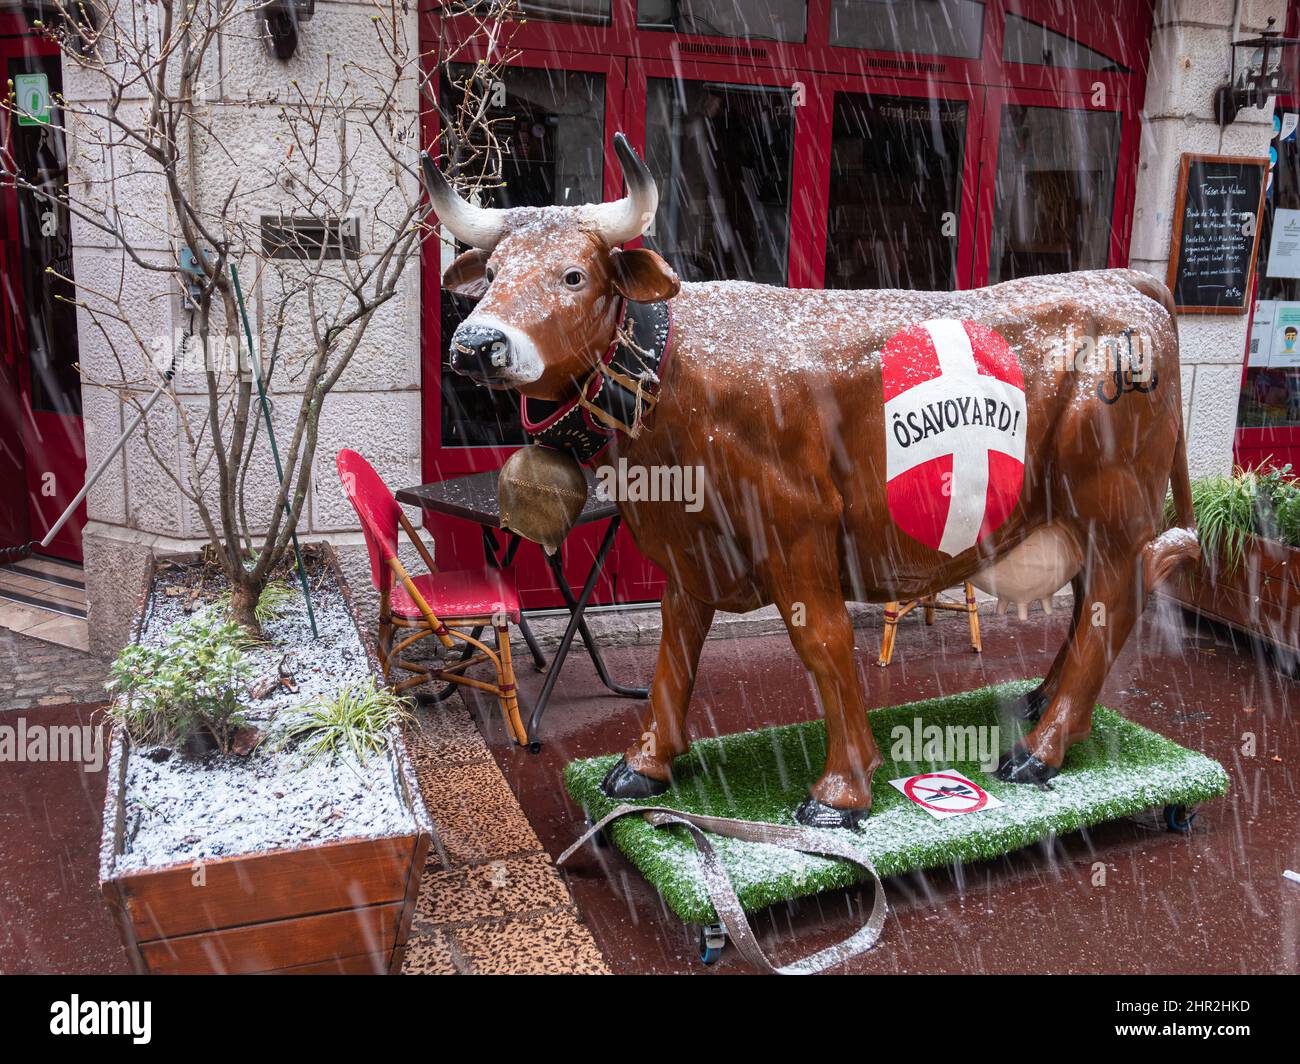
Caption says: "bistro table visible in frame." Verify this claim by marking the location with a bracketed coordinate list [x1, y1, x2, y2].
[396, 468, 649, 748]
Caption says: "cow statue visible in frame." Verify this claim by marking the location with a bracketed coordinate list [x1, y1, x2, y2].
[421, 134, 1199, 829]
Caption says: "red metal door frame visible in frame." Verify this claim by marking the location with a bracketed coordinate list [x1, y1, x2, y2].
[0, 17, 86, 561]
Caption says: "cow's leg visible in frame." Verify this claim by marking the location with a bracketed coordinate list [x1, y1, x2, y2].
[1008, 574, 1085, 722]
[780, 590, 883, 829]
[601, 579, 714, 799]
[997, 553, 1142, 783]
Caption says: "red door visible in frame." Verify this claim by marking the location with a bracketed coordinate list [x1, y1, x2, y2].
[0, 19, 86, 562]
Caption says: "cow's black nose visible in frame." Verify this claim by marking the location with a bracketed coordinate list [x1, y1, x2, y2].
[450, 323, 510, 379]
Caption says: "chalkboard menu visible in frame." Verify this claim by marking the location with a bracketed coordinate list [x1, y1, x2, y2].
[1166, 153, 1268, 314]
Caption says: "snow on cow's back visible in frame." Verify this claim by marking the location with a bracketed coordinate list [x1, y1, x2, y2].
[665, 270, 1174, 378]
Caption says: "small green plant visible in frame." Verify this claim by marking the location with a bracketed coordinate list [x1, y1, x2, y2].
[217, 579, 297, 627]
[278, 678, 414, 766]
[1168, 463, 1300, 573]
[107, 610, 256, 755]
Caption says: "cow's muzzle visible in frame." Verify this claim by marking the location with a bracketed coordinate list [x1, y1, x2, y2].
[449, 323, 512, 383]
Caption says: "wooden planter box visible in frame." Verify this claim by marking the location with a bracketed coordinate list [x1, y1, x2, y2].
[1158, 532, 1300, 659]
[98, 545, 432, 975]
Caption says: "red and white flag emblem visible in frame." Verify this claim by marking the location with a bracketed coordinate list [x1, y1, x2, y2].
[882, 319, 1026, 557]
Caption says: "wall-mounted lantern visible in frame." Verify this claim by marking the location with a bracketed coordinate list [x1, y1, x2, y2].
[1216, 17, 1300, 126]
[262, 0, 316, 61]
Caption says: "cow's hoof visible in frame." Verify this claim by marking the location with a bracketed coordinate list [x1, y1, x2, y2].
[794, 796, 871, 830]
[1009, 685, 1050, 722]
[995, 745, 1060, 785]
[600, 757, 669, 800]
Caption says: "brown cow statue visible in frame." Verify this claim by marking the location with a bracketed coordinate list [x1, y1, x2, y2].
[421, 135, 1200, 829]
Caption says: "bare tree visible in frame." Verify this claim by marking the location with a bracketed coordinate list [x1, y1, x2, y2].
[0, 0, 517, 631]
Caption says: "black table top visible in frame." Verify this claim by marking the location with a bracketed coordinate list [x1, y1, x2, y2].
[395, 468, 619, 528]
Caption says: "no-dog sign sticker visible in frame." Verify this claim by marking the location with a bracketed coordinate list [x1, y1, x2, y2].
[889, 769, 1005, 820]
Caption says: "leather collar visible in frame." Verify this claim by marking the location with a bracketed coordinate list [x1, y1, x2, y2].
[520, 299, 672, 466]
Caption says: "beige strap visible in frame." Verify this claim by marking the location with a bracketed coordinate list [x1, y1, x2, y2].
[559, 804, 888, 974]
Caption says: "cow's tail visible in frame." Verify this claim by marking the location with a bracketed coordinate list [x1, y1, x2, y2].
[1124, 271, 1201, 593]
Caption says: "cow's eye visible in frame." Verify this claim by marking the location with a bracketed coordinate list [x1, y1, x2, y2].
[485, 267, 496, 283]
[562, 268, 586, 289]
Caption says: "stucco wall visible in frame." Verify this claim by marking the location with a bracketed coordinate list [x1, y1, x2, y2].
[1128, 0, 1288, 477]
[69, 1, 424, 655]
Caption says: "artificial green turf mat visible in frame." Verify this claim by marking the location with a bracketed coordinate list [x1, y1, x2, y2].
[564, 681, 1229, 925]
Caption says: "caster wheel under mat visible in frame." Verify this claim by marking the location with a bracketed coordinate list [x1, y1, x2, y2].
[1164, 804, 1199, 834]
[697, 923, 726, 966]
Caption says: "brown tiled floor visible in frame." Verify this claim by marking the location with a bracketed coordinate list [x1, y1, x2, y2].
[401, 698, 609, 975]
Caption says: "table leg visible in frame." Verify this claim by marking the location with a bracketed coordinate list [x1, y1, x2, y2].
[527, 518, 646, 747]
[542, 522, 649, 699]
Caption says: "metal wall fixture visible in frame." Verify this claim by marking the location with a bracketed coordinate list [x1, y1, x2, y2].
[262, 0, 316, 61]
[1216, 16, 1300, 126]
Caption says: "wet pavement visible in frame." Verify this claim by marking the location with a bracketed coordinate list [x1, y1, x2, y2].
[3, 598, 1297, 974]
[460, 597, 1300, 974]
[0, 701, 129, 974]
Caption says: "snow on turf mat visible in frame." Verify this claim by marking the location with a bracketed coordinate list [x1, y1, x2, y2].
[564, 681, 1229, 925]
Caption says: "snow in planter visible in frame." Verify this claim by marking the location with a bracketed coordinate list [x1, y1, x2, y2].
[109, 561, 418, 874]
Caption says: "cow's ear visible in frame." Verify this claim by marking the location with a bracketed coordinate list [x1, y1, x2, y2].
[443, 248, 491, 299]
[609, 248, 680, 303]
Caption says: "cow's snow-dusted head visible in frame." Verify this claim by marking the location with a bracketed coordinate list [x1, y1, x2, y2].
[422, 134, 680, 400]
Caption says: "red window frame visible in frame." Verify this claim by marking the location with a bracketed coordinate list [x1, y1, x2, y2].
[419, 0, 1154, 607]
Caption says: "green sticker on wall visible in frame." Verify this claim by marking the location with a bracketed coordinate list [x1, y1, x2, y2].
[15, 73, 50, 126]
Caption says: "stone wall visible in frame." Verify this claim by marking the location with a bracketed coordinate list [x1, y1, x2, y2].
[69, 1, 424, 655]
[1128, 0, 1288, 477]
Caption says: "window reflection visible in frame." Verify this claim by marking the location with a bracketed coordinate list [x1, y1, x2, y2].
[826, 94, 966, 291]
[1003, 14, 1127, 71]
[451, 0, 610, 25]
[638, 0, 806, 42]
[988, 106, 1120, 283]
[438, 67, 605, 448]
[644, 79, 795, 285]
[829, 0, 985, 59]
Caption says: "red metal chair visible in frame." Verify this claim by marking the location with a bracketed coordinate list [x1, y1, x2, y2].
[336, 449, 530, 745]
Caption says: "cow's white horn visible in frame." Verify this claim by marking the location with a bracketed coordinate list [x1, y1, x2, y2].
[583, 132, 658, 247]
[420, 151, 507, 251]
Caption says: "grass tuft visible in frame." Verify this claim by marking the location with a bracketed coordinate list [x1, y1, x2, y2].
[277, 677, 414, 766]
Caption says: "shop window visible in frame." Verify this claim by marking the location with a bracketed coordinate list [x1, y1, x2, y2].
[438, 66, 605, 448]
[825, 94, 966, 291]
[637, 0, 806, 42]
[829, 0, 985, 59]
[988, 105, 1120, 283]
[1239, 113, 1300, 432]
[644, 79, 794, 285]
[1002, 14, 1128, 71]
